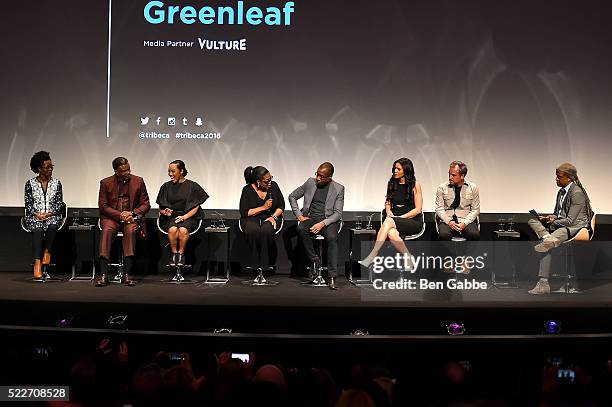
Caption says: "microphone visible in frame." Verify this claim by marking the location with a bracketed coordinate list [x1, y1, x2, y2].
[366, 213, 376, 230]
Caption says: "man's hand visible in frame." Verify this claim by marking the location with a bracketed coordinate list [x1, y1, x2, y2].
[457, 222, 466, 231]
[297, 215, 310, 223]
[309, 221, 326, 234]
[539, 215, 555, 224]
[120, 211, 133, 223]
[449, 221, 462, 232]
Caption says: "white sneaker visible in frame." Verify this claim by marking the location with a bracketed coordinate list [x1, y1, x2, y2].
[528, 280, 550, 295]
[534, 237, 561, 253]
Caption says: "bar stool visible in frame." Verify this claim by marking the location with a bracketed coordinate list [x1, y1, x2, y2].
[301, 220, 343, 287]
[21, 205, 68, 282]
[379, 211, 426, 280]
[157, 216, 202, 284]
[97, 219, 126, 284]
[552, 214, 596, 294]
[435, 215, 479, 276]
[239, 217, 284, 286]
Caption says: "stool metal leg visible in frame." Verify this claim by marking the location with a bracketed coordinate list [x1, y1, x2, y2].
[301, 239, 328, 287]
[162, 264, 197, 284]
[242, 266, 280, 286]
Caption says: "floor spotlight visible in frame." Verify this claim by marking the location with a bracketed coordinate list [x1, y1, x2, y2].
[350, 329, 369, 336]
[57, 316, 74, 328]
[446, 322, 465, 335]
[543, 320, 561, 334]
[214, 328, 233, 334]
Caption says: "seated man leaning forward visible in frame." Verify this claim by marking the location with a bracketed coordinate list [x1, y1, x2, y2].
[527, 163, 593, 295]
[288, 162, 344, 290]
[435, 160, 480, 241]
[96, 157, 151, 287]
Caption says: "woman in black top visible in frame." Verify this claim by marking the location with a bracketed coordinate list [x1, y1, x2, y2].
[359, 157, 423, 268]
[239, 166, 285, 270]
[157, 160, 209, 266]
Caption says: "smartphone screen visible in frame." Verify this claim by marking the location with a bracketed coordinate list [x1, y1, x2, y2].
[231, 353, 250, 363]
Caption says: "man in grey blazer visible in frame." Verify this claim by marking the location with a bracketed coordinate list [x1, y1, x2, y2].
[528, 163, 592, 294]
[289, 162, 344, 290]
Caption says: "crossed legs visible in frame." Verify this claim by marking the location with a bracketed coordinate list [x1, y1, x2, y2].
[360, 217, 410, 267]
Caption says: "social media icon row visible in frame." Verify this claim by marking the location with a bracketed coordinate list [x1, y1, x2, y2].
[140, 116, 205, 126]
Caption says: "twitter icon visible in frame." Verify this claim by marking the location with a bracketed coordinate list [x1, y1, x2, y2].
[140, 117, 150, 125]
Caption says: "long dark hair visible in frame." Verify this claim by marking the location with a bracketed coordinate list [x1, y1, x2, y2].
[386, 158, 415, 201]
[244, 166, 269, 185]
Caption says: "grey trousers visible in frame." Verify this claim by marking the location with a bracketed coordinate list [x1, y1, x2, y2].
[528, 219, 569, 278]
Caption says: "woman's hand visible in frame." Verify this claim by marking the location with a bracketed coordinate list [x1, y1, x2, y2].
[386, 211, 394, 219]
[262, 199, 273, 210]
[265, 217, 277, 229]
[160, 208, 173, 216]
[174, 215, 187, 223]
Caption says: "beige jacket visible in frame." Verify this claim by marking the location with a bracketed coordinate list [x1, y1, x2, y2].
[435, 181, 480, 225]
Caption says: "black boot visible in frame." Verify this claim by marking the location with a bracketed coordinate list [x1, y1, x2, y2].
[95, 258, 109, 287]
[122, 256, 136, 286]
[121, 274, 136, 286]
[95, 274, 109, 287]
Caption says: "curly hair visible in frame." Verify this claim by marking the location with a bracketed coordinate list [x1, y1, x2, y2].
[29, 151, 51, 173]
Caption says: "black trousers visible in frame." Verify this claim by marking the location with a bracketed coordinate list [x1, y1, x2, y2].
[437, 222, 480, 241]
[32, 224, 58, 259]
[241, 218, 277, 269]
[296, 219, 340, 277]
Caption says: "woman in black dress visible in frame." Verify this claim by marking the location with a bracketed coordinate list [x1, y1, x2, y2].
[359, 157, 423, 268]
[239, 166, 285, 270]
[156, 160, 209, 266]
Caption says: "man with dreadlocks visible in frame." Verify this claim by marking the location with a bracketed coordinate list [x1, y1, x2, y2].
[527, 163, 593, 294]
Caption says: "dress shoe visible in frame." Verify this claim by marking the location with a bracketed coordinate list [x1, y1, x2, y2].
[33, 260, 43, 279]
[42, 249, 51, 265]
[528, 280, 550, 295]
[95, 274, 109, 287]
[534, 236, 561, 253]
[170, 253, 178, 266]
[121, 274, 137, 286]
[328, 277, 337, 290]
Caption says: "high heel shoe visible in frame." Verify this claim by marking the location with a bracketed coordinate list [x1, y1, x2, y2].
[42, 249, 51, 265]
[358, 258, 373, 268]
[33, 260, 43, 279]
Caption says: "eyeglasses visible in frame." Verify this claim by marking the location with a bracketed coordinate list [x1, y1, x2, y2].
[40, 165, 54, 170]
[260, 176, 273, 184]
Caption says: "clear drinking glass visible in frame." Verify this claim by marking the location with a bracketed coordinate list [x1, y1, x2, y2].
[82, 211, 90, 226]
[507, 217, 515, 232]
[218, 213, 226, 228]
[355, 215, 362, 230]
[71, 209, 80, 226]
[497, 218, 506, 232]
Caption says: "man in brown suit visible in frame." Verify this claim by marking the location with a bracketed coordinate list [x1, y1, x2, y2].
[96, 157, 151, 286]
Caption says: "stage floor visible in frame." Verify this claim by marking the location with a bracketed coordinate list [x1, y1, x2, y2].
[1, 272, 612, 335]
